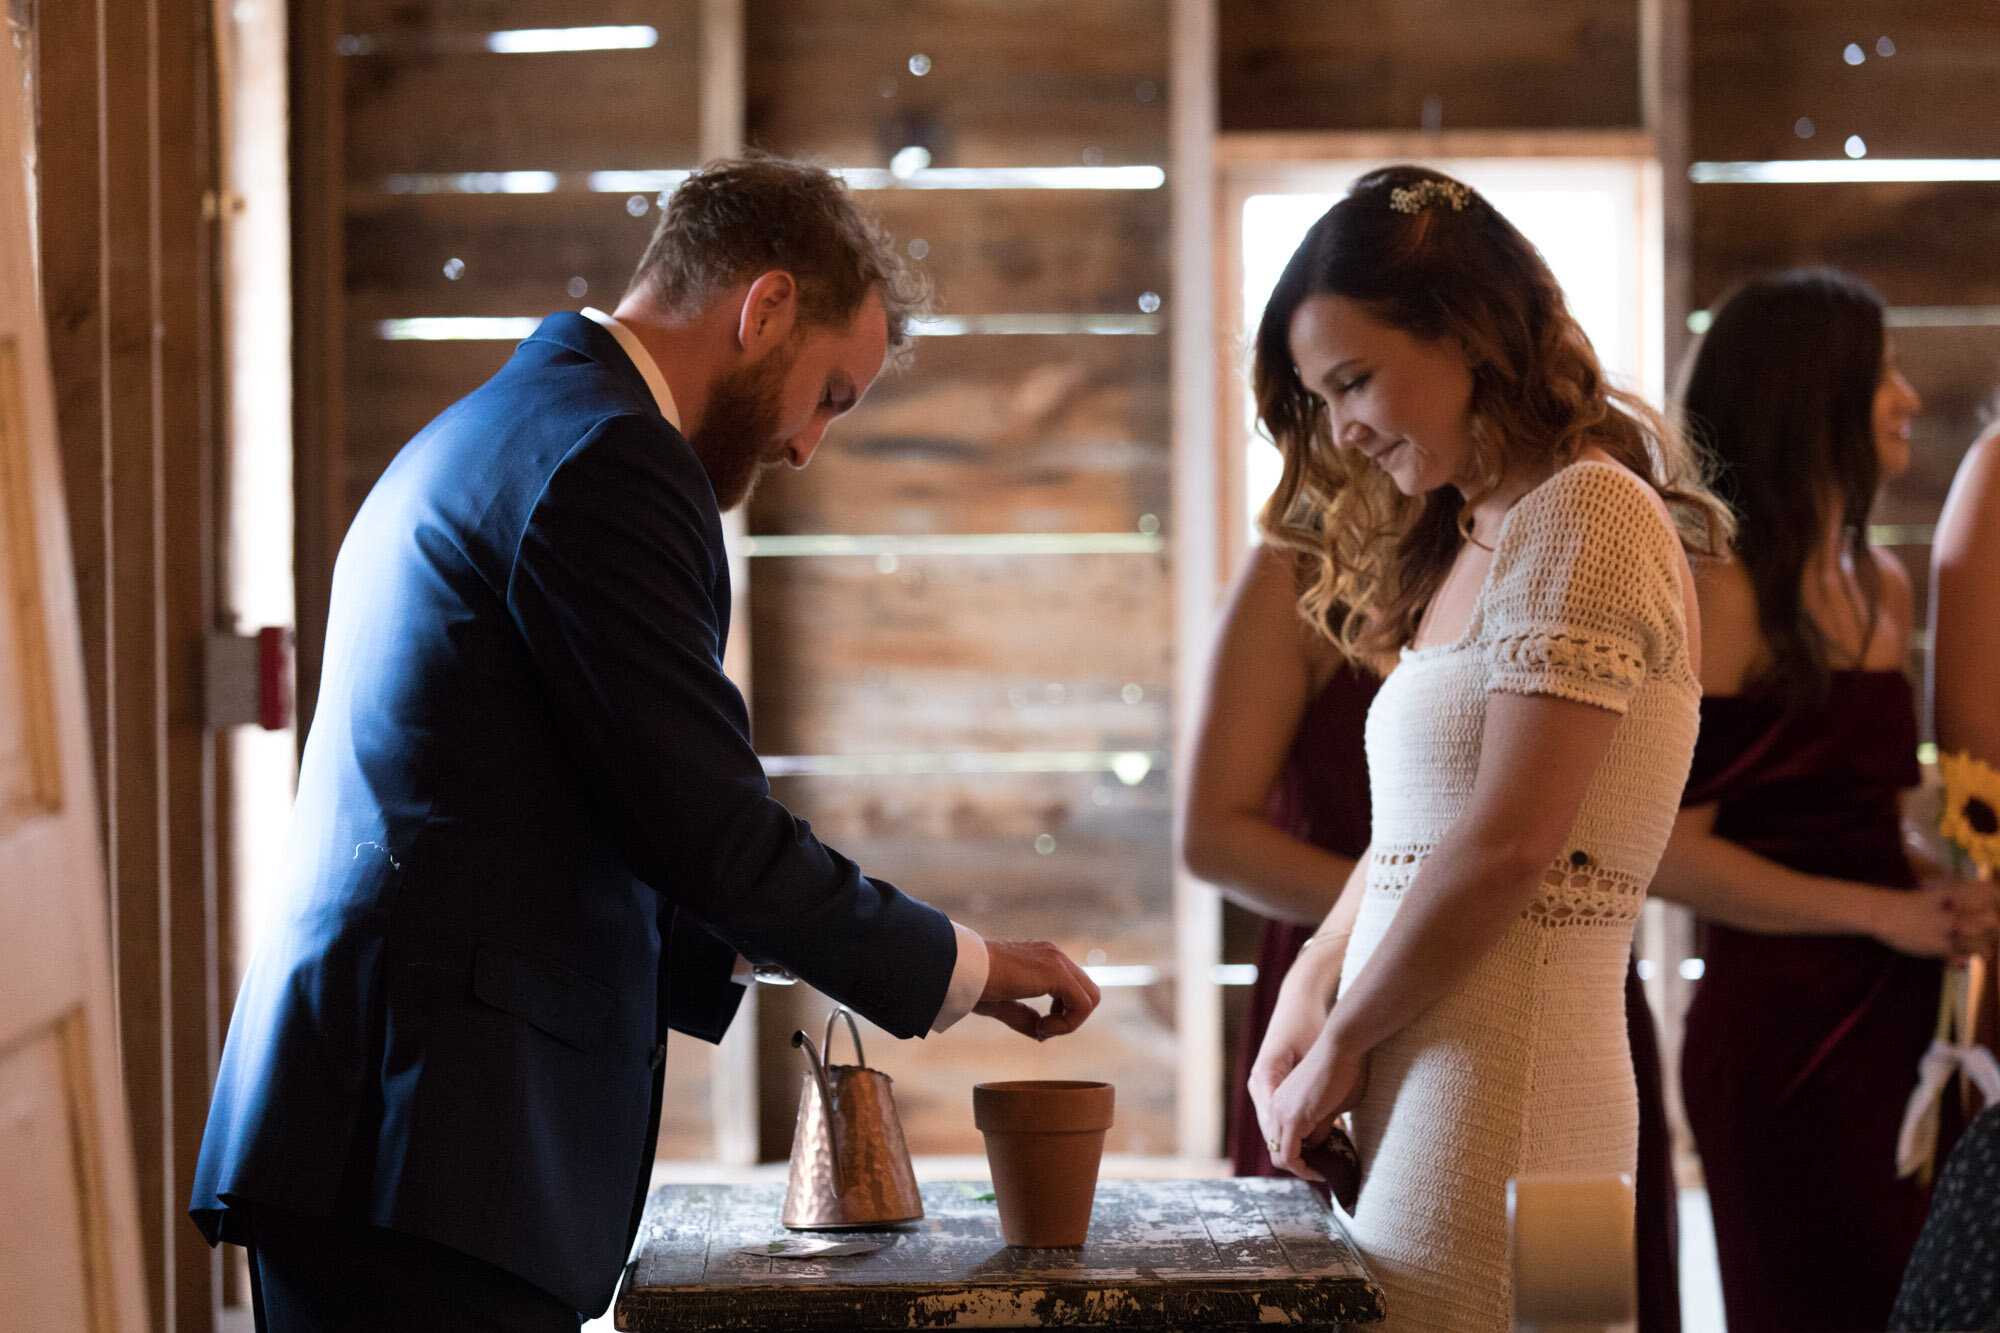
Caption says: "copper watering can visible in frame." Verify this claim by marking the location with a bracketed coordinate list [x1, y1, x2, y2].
[782, 1007, 925, 1229]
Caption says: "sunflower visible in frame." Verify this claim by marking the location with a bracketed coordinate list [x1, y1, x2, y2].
[1938, 750, 2000, 873]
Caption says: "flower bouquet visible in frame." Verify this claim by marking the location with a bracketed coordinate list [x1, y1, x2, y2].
[1896, 750, 2000, 1182]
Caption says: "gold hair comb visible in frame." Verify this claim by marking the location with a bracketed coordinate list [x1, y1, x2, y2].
[1389, 180, 1472, 214]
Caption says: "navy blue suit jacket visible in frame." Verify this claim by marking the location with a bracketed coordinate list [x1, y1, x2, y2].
[191, 313, 958, 1313]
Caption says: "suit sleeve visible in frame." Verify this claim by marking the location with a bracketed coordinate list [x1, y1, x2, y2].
[506, 415, 957, 1039]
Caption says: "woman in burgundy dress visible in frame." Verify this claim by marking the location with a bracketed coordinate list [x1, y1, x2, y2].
[1654, 269, 2000, 1332]
[1182, 544, 1683, 1333]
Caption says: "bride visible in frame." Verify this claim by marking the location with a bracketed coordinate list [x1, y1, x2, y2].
[1246, 166, 1728, 1332]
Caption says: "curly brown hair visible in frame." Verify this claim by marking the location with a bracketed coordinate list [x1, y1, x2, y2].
[1253, 165, 1730, 662]
[627, 153, 932, 368]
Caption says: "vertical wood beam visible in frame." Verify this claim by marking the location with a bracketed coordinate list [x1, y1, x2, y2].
[1169, 0, 1222, 1162]
[700, 0, 745, 165]
[1642, 0, 1692, 379]
[1638, 0, 1697, 1162]
[699, 0, 760, 1169]
[38, 0, 113, 889]
[289, 0, 343, 749]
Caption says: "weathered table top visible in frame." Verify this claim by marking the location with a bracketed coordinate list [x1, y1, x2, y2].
[615, 1177, 1385, 1331]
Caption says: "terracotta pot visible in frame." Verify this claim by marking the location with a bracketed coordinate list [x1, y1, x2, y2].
[972, 1080, 1115, 1247]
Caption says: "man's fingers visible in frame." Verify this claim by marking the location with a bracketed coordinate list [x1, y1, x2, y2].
[1039, 1005, 1087, 1039]
[1046, 949, 1101, 1018]
[974, 999, 1045, 1040]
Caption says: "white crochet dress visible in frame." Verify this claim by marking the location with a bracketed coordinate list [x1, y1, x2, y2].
[1338, 461, 1700, 1331]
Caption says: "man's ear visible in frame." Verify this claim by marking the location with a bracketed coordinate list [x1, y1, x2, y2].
[736, 271, 799, 355]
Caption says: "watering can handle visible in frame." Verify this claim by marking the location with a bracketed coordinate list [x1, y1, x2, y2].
[823, 1005, 868, 1070]
[790, 1030, 847, 1198]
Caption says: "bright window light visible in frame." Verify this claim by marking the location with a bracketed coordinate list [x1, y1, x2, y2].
[757, 750, 1168, 777]
[1238, 158, 1656, 534]
[836, 165, 1165, 190]
[909, 314, 1159, 336]
[382, 171, 557, 195]
[586, 169, 692, 194]
[1083, 965, 1161, 988]
[377, 317, 542, 341]
[485, 25, 657, 53]
[742, 533, 1162, 557]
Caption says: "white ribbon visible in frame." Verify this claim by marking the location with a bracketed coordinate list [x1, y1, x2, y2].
[1896, 1038, 2000, 1179]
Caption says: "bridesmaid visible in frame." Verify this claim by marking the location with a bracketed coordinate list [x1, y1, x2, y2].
[1653, 269, 2000, 1333]
[1181, 546, 1685, 1333]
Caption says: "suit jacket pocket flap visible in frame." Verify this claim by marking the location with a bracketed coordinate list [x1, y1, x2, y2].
[472, 940, 616, 1053]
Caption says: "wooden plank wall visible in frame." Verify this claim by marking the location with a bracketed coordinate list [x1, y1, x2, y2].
[36, 0, 227, 1329]
[1688, 0, 2000, 678]
[741, 0, 1177, 1158]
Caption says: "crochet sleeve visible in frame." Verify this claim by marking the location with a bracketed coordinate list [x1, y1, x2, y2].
[1481, 462, 1690, 715]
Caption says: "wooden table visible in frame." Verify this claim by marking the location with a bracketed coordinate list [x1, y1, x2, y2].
[615, 1177, 1385, 1330]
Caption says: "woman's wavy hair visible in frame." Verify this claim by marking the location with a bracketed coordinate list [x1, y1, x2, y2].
[1253, 165, 1730, 661]
[1676, 268, 1888, 705]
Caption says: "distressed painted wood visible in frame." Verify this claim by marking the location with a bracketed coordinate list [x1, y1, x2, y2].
[617, 1179, 1384, 1329]
[1218, 0, 1641, 134]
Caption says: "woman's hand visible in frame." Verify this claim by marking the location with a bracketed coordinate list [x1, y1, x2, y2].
[1262, 1026, 1369, 1181]
[1938, 876, 2000, 960]
[1869, 878, 2000, 960]
[1247, 967, 1336, 1150]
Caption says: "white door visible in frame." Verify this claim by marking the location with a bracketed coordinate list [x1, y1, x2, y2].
[0, 17, 150, 1333]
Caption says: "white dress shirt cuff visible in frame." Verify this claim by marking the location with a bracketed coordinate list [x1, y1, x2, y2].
[931, 922, 989, 1034]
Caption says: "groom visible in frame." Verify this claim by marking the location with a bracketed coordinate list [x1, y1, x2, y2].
[191, 156, 1101, 1331]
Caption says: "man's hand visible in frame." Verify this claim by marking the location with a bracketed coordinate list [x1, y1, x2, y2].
[974, 939, 1102, 1040]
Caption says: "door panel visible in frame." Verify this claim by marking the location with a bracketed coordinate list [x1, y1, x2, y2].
[0, 11, 150, 1330]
